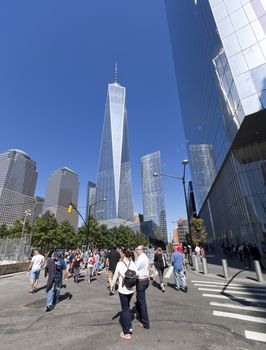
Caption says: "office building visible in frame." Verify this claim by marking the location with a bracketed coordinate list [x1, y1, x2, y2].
[43, 167, 79, 229]
[34, 196, 44, 221]
[165, 0, 266, 247]
[94, 71, 134, 223]
[141, 151, 168, 242]
[0, 149, 38, 227]
[86, 181, 96, 220]
[187, 181, 197, 219]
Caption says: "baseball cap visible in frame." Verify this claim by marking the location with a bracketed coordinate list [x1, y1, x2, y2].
[176, 246, 183, 252]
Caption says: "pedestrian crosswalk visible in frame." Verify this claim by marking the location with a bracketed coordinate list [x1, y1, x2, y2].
[191, 279, 266, 343]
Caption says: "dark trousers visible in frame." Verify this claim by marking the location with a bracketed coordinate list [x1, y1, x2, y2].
[119, 292, 133, 334]
[136, 279, 149, 328]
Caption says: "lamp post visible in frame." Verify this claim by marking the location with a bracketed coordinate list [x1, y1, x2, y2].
[153, 159, 192, 244]
[68, 198, 106, 250]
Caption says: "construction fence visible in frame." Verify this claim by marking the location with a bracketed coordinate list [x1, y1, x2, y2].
[0, 237, 32, 263]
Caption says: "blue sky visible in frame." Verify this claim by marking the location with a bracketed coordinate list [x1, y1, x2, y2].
[0, 0, 189, 239]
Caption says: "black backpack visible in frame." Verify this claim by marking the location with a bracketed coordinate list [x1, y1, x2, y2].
[122, 260, 137, 289]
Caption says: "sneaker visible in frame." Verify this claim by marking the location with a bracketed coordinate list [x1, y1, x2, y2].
[138, 322, 149, 329]
[46, 305, 53, 312]
[120, 332, 131, 340]
[33, 287, 37, 293]
[109, 289, 114, 296]
[175, 286, 180, 291]
[181, 286, 188, 293]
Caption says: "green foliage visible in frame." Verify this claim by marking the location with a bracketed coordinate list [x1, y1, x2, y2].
[190, 217, 206, 245]
[0, 224, 9, 239]
[8, 218, 31, 238]
[2, 210, 150, 252]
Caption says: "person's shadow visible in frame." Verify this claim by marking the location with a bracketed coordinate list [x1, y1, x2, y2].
[58, 292, 72, 303]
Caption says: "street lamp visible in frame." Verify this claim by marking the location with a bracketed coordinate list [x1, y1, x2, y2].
[153, 159, 192, 244]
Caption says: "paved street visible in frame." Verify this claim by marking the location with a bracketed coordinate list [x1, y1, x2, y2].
[1, 264, 266, 350]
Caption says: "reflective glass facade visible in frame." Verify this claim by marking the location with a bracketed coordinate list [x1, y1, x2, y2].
[95, 82, 134, 222]
[141, 151, 168, 242]
[43, 167, 79, 229]
[165, 0, 266, 246]
[0, 149, 38, 227]
[86, 181, 96, 220]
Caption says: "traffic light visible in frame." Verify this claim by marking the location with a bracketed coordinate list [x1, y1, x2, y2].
[68, 204, 73, 214]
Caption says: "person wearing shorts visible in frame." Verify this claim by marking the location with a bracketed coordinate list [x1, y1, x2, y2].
[27, 249, 44, 293]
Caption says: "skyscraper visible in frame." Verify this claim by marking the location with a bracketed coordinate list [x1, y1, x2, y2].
[94, 70, 134, 223]
[0, 149, 38, 227]
[86, 181, 96, 220]
[43, 167, 79, 229]
[165, 0, 266, 246]
[141, 151, 168, 242]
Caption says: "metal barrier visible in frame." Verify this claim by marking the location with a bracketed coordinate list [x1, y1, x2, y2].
[0, 237, 31, 263]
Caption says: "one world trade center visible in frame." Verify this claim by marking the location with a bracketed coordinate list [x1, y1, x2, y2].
[94, 68, 134, 223]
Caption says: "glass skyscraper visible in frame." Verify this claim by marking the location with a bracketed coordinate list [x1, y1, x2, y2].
[86, 181, 96, 220]
[43, 167, 79, 229]
[0, 149, 38, 227]
[94, 77, 134, 222]
[141, 151, 168, 242]
[165, 0, 266, 247]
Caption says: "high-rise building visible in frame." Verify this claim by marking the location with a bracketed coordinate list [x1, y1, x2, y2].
[34, 196, 44, 221]
[0, 149, 38, 227]
[43, 167, 79, 229]
[141, 151, 168, 242]
[165, 0, 266, 247]
[187, 181, 197, 219]
[86, 181, 96, 220]
[94, 71, 134, 223]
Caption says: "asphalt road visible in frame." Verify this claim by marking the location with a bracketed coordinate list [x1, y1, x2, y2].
[0, 267, 266, 350]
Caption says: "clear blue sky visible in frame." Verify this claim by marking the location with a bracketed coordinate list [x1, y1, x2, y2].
[0, 0, 189, 239]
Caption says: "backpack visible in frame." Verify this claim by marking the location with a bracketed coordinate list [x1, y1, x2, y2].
[122, 260, 137, 289]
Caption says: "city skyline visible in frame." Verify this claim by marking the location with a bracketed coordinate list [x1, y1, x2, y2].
[0, 0, 190, 233]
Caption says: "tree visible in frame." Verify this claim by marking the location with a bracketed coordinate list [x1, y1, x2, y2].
[0, 224, 9, 239]
[31, 211, 58, 251]
[57, 220, 79, 249]
[8, 218, 32, 238]
[190, 217, 206, 245]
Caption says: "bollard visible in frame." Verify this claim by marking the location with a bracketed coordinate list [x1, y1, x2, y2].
[202, 257, 208, 275]
[222, 259, 229, 280]
[194, 255, 200, 273]
[254, 260, 264, 283]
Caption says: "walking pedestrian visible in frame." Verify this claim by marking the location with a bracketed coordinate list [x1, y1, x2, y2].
[154, 247, 167, 292]
[44, 251, 66, 312]
[111, 248, 137, 340]
[27, 249, 44, 293]
[146, 244, 155, 280]
[106, 246, 121, 295]
[171, 246, 188, 293]
[72, 253, 82, 283]
[135, 245, 150, 329]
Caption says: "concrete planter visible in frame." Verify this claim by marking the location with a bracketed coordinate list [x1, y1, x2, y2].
[0, 262, 29, 276]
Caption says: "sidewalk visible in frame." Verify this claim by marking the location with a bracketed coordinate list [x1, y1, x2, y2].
[190, 253, 266, 285]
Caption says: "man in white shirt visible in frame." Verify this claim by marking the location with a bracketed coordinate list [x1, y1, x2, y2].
[27, 249, 44, 293]
[135, 245, 150, 329]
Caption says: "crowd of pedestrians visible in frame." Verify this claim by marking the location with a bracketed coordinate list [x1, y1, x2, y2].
[25, 243, 190, 340]
[222, 241, 265, 270]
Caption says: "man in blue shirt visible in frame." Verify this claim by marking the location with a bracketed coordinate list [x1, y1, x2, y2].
[45, 251, 66, 311]
[171, 246, 188, 293]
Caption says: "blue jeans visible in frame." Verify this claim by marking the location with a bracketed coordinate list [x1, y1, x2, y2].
[119, 293, 133, 334]
[136, 279, 149, 328]
[46, 280, 61, 306]
[174, 269, 186, 289]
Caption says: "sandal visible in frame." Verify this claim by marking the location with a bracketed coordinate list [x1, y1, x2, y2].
[120, 332, 131, 340]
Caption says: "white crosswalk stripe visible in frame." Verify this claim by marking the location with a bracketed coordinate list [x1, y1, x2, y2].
[245, 330, 266, 343]
[199, 287, 266, 296]
[192, 279, 266, 343]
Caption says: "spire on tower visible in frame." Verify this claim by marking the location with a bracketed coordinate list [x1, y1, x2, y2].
[114, 62, 118, 84]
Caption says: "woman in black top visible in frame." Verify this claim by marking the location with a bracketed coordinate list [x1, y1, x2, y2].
[154, 247, 167, 292]
[72, 254, 82, 283]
